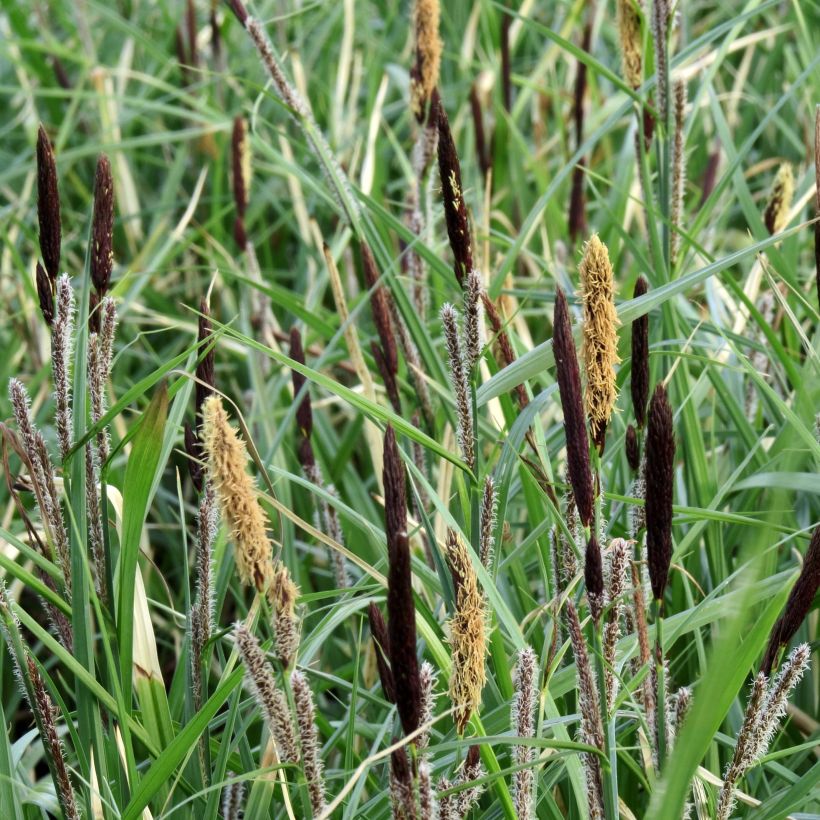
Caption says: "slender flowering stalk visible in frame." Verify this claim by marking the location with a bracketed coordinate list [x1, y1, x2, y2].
[186, 301, 216, 492]
[565, 600, 605, 819]
[763, 162, 794, 236]
[90, 154, 114, 295]
[479, 475, 497, 568]
[631, 276, 649, 427]
[384, 426, 421, 736]
[234, 623, 299, 763]
[441, 304, 475, 471]
[568, 24, 592, 241]
[221, 776, 245, 820]
[552, 288, 594, 528]
[36, 124, 61, 283]
[368, 602, 396, 702]
[761, 525, 820, 674]
[202, 396, 273, 591]
[670, 81, 687, 266]
[651, 0, 669, 124]
[435, 95, 473, 285]
[291, 670, 327, 815]
[409, 0, 442, 120]
[645, 384, 675, 602]
[446, 530, 487, 734]
[617, 0, 643, 89]
[267, 561, 301, 668]
[579, 235, 620, 451]
[52, 275, 74, 463]
[463, 270, 483, 372]
[511, 646, 538, 820]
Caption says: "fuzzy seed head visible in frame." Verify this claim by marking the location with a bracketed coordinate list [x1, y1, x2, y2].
[267, 561, 301, 667]
[409, 0, 442, 120]
[512, 646, 538, 820]
[202, 396, 273, 591]
[464, 270, 484, 371]
[441, 303, 475, 470]
[417, 660, 438, 750]
[579, 235, 620, 450]
[446, 532, 487, 734]
[479, 475, 497, 569]
[291, 670, 327, 815]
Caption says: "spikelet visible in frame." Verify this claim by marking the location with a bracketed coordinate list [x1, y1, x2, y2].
[762, 526, 820, 673]
[418, 760, 437, 818]
[579, 235, 620, 450]
[191, 484, 218, 704]
[389, 745, 415, 820]
[604, 538, 630, 710]
[35, 262, 54, 326]
[368, 602, 396, 702]
[291, 670, 327, 815]
[455, 744, 485, 815]
[585, 534, 605, 622]
[52, 275, 74, 463]
[409, 0, 442, 120]
[670, 81, 687, 266]
[232, 115, 251, 247]
[553, 289, 594, 528]
[90, 154, 114, 295]
[644, 385, 675, 601]
[446, 531, 487, 734]
[90, 296, 117, 465]
[566, 601, 605, 818]
[631, 276, 650, 428]
[417, 660, 438, 750]
[384, 426, 422, 736]
[202, 396, 273, 592]
[511, 646, 538, 820]
[267, 561, 301, 668]
[36, 124, 61, 282]
[763, 162, 794, 235]
[617, 0, 643, 89]
[435, 94, 473, 286]
[234, 623, 299, 763]
[650, 0, 669, 124]
[441, 304, 475, 471]
[221, 775, 245, 820]
[463, 270, 484, 372]
[479, 476, 497, 568]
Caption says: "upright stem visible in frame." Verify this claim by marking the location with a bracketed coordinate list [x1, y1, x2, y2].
[653, 599, 667, 770]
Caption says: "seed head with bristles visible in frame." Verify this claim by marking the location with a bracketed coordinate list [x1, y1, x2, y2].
[91, 154, 115, 295]
[291, 670, 327, 815]
[565, 600, 605, 819]
[441, 304, 475, 471]
[670, 81, 687, 266]
[463, 270, 484, 372]
[221, 776, 245, 820]
[434, 94, 473, 286]
[650, 0, 669, 124]
[604, 538, 630, 710]
[617, 0, 643, 89]
[383, 426, 422, 736]
[202, 396, 273, 592]
[763, 162, 794, 236]
[389, 745, 415, 819]
[479, 475, 497, 569]
[511, 646, 538, 820]
[446, 530, 487, 734]
[645, 385, 675, 601]
[233, 622, 299, 763]
[409, 0, 442, 120]
[579, 235, 620, 451]
[552, 288, 594, 529]
[36, 124, 61, 283]
[267, 561, 301, 668]
[417, 660, 438, 751]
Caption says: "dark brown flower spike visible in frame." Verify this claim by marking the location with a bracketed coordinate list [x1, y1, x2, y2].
[90, 154, 114, 295]
[568, 24, 592, 242]
[434, 92, 473, 286]
[625, 424, 640, 471]
[195, 300, 216, 420]
[761, 526, 820, 674]
[552, 288, 594, 529]
[585, 534, 604, 622]
[232, 116, 249, 248]
[184, 421, 204, 493]
[645, 384, 675, 601]
[36, 125, 61, 283]
[35, 262, 54, 326]
[290, 327, 312, 439]
[368, 602, 395, 703]
[631, 276, 649, 428]
[383, 425, 421, 736]
[469, 83, 491, 180]
[361, 243, 399, 381]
